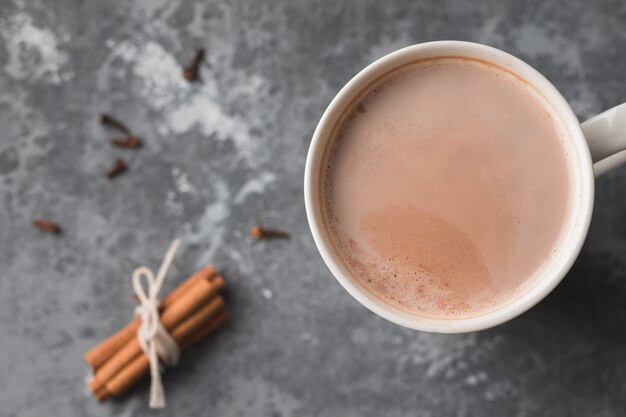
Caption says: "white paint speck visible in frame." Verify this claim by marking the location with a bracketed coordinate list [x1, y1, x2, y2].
[215, 376, 301, 417]
[514, 24, 583, 71]
[367, 34, 412, 63]
[101, 40, 267, 164]
[132, 0, 177, 19]
[351, 328, 369, 344]
[109, 40, 189, 109]
[0, 12, 73, 84]
[165, 189, 183, 215]
[188, 179, 231, 263]
[167, 92, 245, 138]
[261, 288, 273, 299]
[299, 332, 320, 346]
[406, 334, 478, 379]
[484, 379, 515, 401]
[187, 2, 207, 37]
[391, 335, 404, 345]
[234, 172, 276, 204]
[171, 166, 195, 194]
[476, 16, 505, 47]
[464, 371, 488, 387]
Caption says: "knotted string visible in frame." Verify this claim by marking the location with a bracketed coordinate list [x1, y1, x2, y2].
[132, 239, 182, 409]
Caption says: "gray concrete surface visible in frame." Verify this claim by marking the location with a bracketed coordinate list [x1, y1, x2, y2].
[1, 0, 626, 416]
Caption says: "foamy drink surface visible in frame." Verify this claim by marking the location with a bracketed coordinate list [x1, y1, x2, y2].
[322, 57, 572, 318]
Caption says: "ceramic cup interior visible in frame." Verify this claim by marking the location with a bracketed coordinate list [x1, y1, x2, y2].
[304, 41, 595, 333]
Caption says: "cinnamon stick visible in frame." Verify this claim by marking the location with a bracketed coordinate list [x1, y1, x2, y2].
[84, 320, 140, 371]
[159, 276, 224, 329]
[84, 265, 218, 371]
[88, 277, 224, 393]
[163, 265, 216, 307]
[170, 296, 225, 343]
[180, 310, 229, 350]
[97, 304, 227, 400]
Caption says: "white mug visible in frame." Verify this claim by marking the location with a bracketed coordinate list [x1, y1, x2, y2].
[304, 41, 626, 333]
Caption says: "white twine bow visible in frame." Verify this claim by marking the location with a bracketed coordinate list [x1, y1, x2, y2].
[132, 239, 182, 409]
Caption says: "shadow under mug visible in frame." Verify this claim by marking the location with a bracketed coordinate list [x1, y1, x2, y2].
[304, 41, 626, 333]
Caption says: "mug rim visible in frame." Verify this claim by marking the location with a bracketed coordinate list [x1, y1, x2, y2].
[304, 40, 594, 333]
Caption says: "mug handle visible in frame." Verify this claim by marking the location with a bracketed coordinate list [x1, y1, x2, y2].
[581, 102, 626, 177]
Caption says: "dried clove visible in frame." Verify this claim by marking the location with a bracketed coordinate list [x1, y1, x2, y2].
[107, 159, 128, 179]
[33, 219, 61, 234]
[111, 136, 143, 149]
[250, 225, 289, 240]
[100, 113, 132, 135]
[183, 48, 205, 82]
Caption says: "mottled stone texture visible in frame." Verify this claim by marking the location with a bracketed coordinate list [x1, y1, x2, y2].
[1, 0, 626, 416]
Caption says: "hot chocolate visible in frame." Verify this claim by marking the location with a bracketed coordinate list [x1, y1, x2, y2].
[321, 57, 573, 318]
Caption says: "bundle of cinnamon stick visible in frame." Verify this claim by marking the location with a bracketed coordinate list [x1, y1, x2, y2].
[84, 265, 227, 401]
